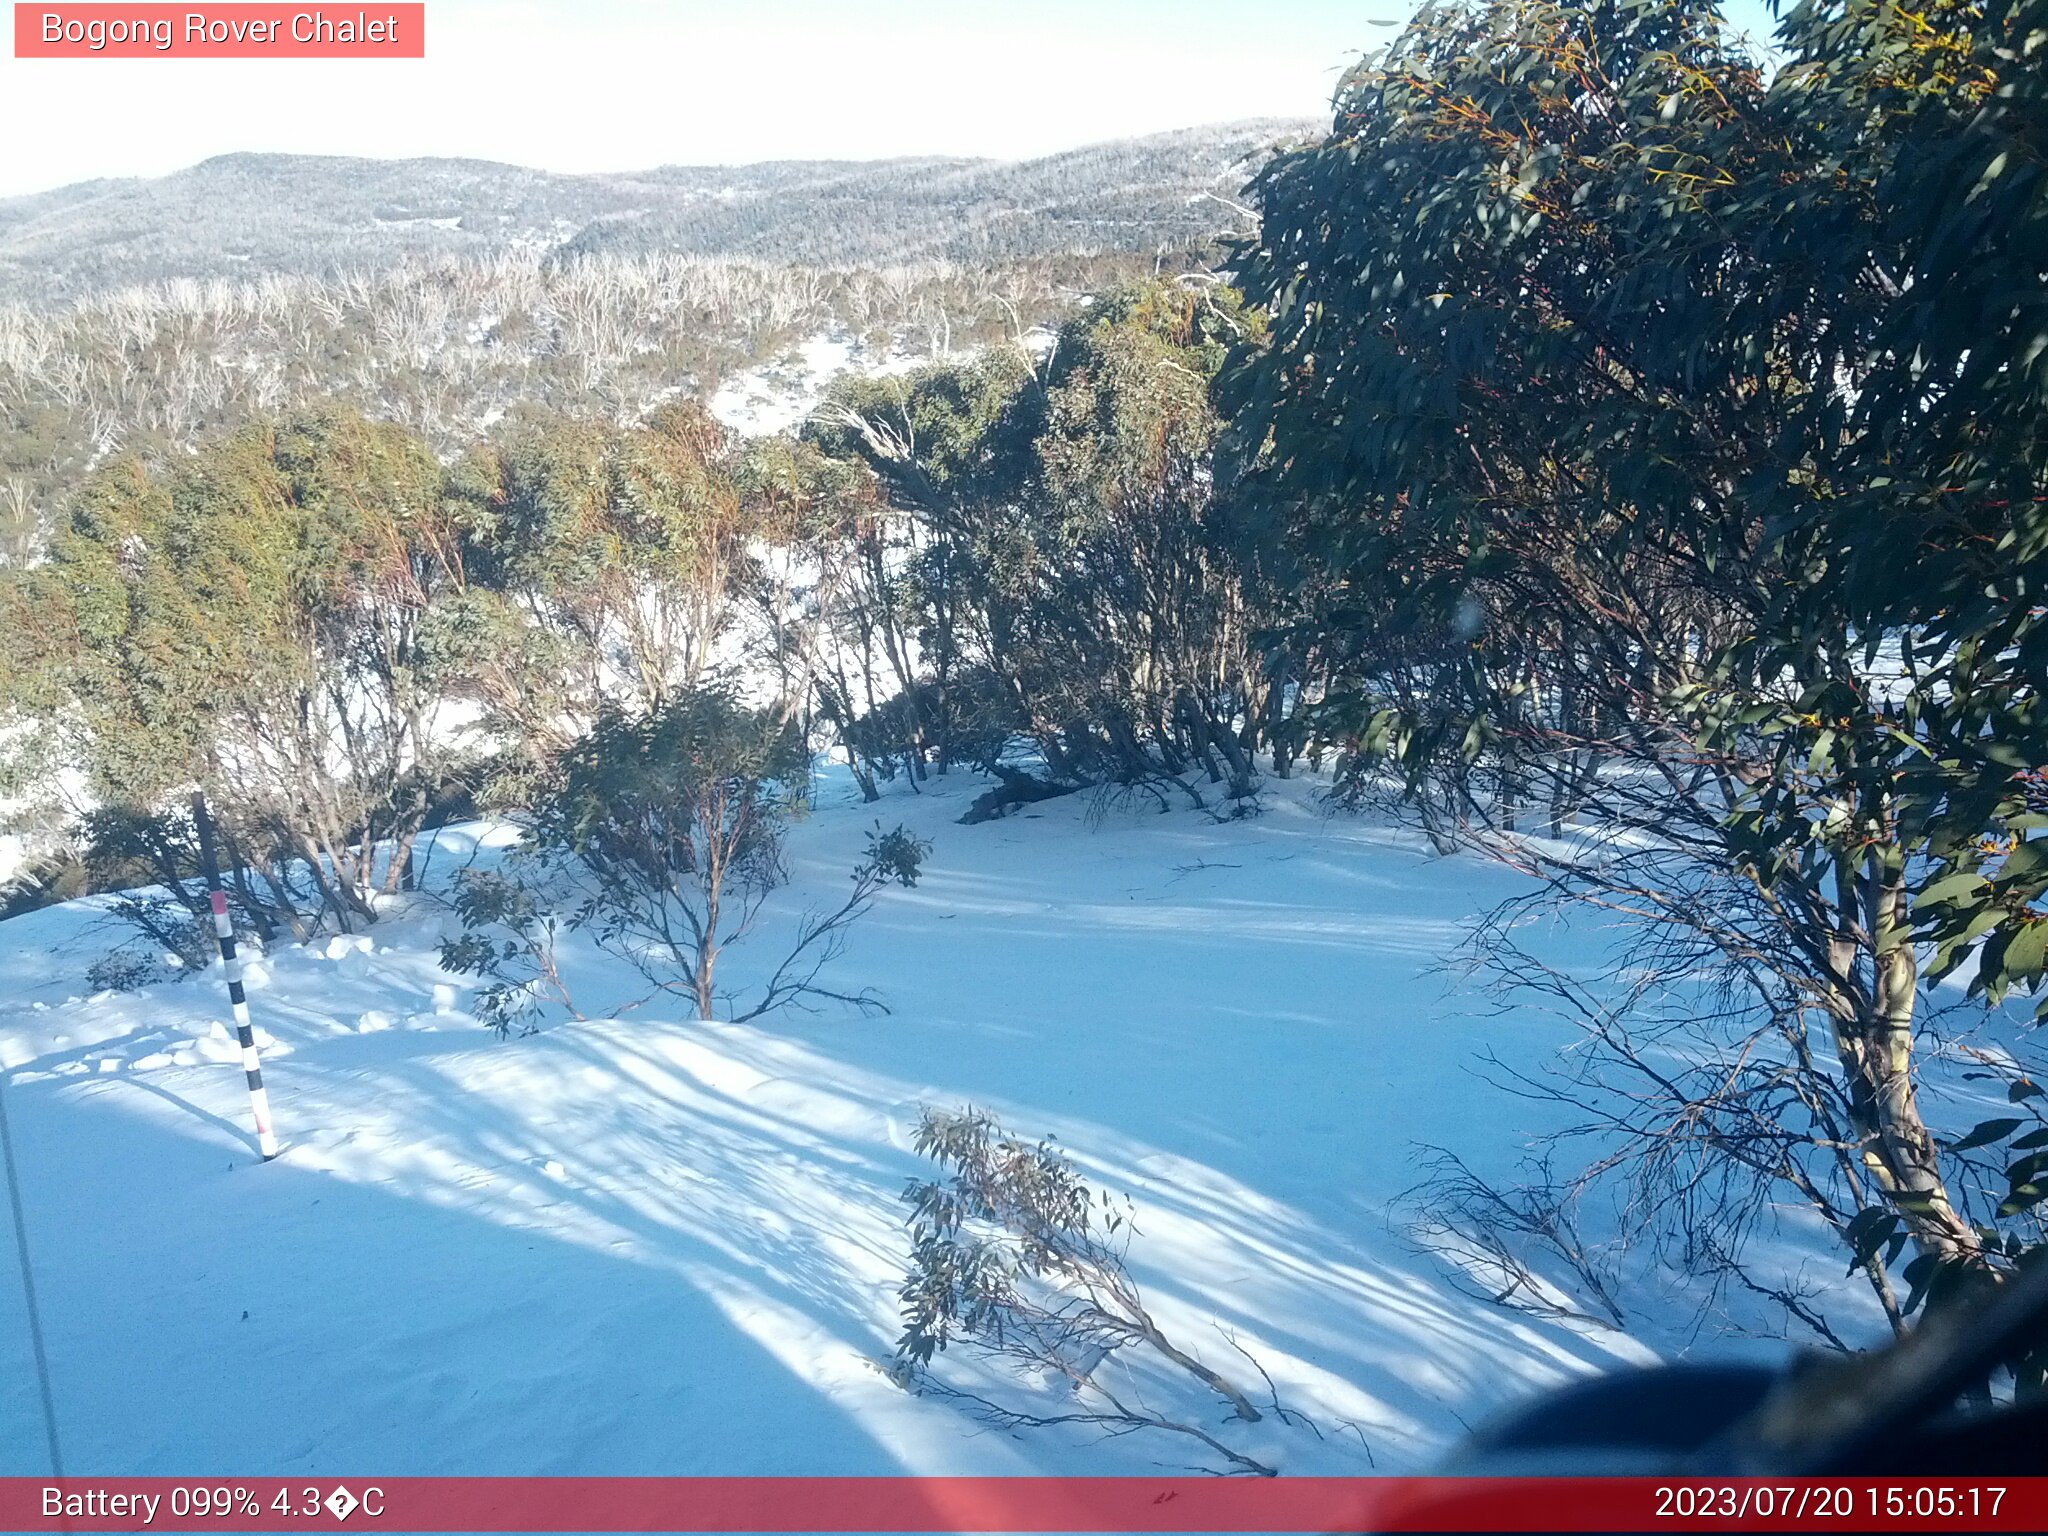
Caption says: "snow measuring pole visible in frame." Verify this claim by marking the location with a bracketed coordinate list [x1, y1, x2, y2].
[191, 792, 280, 1160]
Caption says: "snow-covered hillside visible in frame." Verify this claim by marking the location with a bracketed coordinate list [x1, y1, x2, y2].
[709, 333, 924, 439]
[2, 768, 1762, 1478]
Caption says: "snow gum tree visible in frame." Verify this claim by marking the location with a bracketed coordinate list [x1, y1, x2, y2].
[807, 346, 1044, 779]
[1223, 0, 2048, 1339]
[809, 281, 1297, 808]
[4, 407, 471, 932]
[738, 436, 969, 801]
[435, 403, 760, 796]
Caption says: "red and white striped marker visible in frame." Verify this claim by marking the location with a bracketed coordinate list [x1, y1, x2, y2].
[191, 793, 280, 1161]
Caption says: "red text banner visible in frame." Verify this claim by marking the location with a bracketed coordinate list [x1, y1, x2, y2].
[2, 1477, 2045, 1532]
[13, 5, 425, 58]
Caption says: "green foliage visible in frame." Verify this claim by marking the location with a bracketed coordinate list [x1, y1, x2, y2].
[1224, 0, 1786, 734]
[0, 244, 1188, 569]
[855, 823, 930, 892]
[547, 690, 807, 890]
[536, 688, 807, 1017]
[894, 1104, 1274, 1474]
[809, 280, 1287, 802]
[897, 1105, 1116, 1369]
[524, 689, 925, 1023]
[437, 865, 579, 1037]
[439, 405, 758, 783]
[9, 406, 468, 928]
[1764, 0, 2048, 1020]
[1223, 0, 2048, 1305]
[7, 398, 779, 929]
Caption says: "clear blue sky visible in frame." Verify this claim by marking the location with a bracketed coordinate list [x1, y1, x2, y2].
[0, 1, 1786, 198]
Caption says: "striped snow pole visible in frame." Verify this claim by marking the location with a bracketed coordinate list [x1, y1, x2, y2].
[191, 792, 280, 1161]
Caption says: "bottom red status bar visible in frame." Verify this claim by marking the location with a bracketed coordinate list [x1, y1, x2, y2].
[5, 1477, 2044, 1533]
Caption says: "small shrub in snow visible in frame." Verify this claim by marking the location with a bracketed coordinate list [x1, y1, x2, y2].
[87, 944, 171, 994]
[894, 1105, 1275, 1476]
[540, 688, 928, 1021]
[437, 866, 581, 1037]
[81, 804, 302, 951]
[102, 893, 214, 977]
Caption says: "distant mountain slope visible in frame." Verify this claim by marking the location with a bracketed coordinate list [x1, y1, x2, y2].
[0, 121, 1315, 307]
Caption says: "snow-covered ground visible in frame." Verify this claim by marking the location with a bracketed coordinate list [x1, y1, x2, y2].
[710, 333, 926, 439]
[1, 766, 1826, 1479]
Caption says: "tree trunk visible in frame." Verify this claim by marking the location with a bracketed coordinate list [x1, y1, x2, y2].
[695, 863, 721, 1021]
[1826, 852, 1983, 1266]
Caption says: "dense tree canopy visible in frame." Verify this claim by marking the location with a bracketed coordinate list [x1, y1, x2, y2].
[809, 282, 1294, 805]
[1224, 0, 2048, 1321]
[6, 410, 459, 927]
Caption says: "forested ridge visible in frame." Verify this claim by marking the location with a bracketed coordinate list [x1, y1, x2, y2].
[0, 248, 1170, 558]
[0, 120, 1309, 308]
